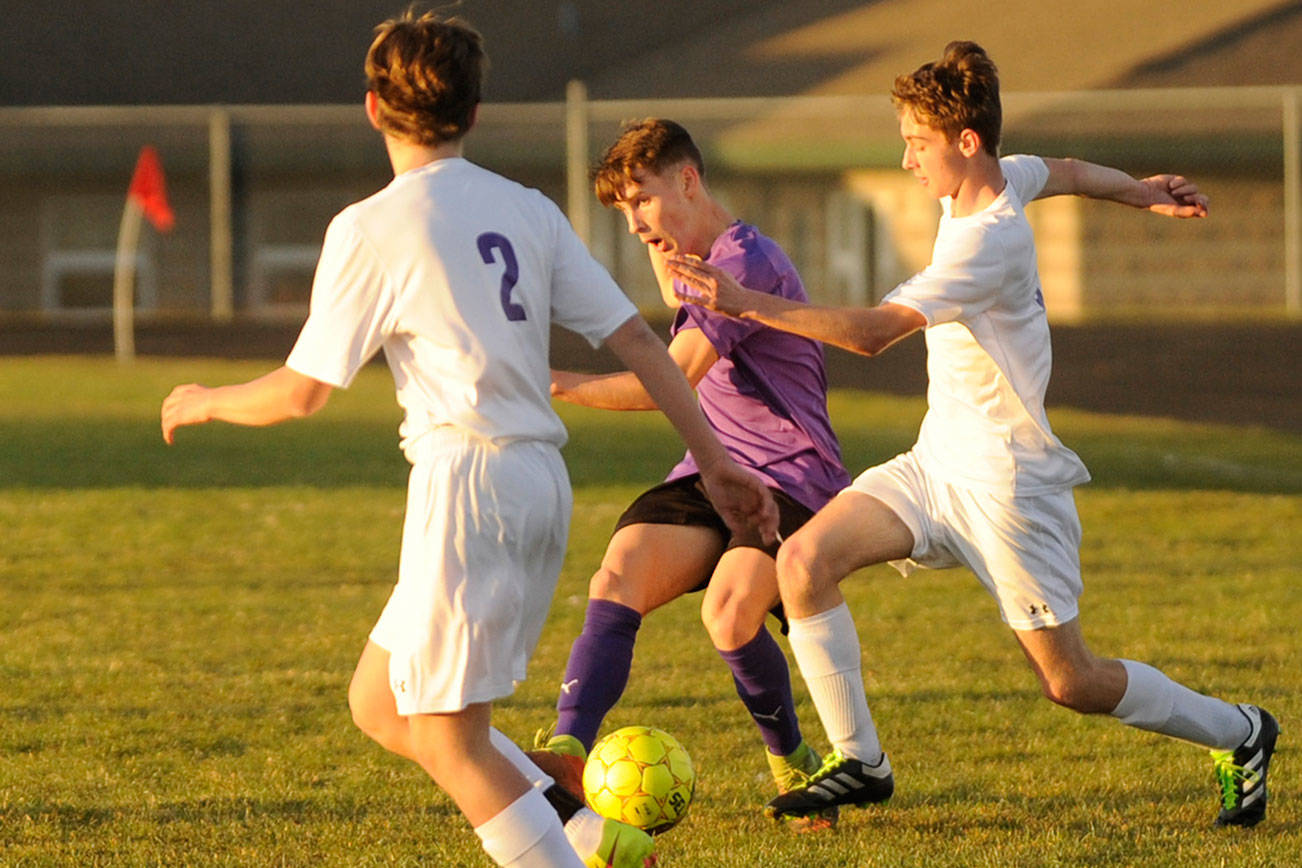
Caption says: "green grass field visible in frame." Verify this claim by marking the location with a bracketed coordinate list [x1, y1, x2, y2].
[1, 356, 1298, 867]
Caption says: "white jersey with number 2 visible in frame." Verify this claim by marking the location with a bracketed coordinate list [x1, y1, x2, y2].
[286, 156, 637, 460]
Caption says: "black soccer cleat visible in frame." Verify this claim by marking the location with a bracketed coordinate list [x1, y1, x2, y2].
[1211, 704, 1278, 828]
[764, 749, 893, 820]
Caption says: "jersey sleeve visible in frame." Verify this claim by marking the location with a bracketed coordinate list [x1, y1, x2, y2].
[679, 246, 770, 356]
[285, 211, 396, 388]
[1000, 154, 1050, 204]
[884, 221, 1006, 326]
[543, 195, 638, 347]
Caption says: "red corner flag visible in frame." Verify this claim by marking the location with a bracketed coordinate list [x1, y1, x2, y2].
[127, 145, 175, 233]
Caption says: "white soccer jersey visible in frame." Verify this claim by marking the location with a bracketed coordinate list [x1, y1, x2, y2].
[884, 154, 1090, 495]
[286, 157, 637, 460]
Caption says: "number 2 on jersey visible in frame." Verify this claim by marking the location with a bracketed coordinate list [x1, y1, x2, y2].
[477, 232, 527, 322]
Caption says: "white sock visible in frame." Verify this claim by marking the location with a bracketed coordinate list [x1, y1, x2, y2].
[489, 727, 555, 792]
[474, 787, 584, 868]
[1112, 659, 1251, 749]
[787, 603, 889, 773]
[562, 807, 607, 860]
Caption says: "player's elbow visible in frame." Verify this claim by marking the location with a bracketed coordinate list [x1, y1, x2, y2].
[843, 330, 893, 357]
[841, 305, 925, 357]
[285, 378, 332, 418]
[839, 324, 906, 358]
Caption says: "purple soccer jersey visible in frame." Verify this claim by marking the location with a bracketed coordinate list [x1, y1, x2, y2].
[666, 221, 849, 513]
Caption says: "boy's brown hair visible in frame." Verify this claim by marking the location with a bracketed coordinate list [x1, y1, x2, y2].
[365, 8, 486, 145]
[891, 41, 1001, 157]
[593, 118, 705, 207]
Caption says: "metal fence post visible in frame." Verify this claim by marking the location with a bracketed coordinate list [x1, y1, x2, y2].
[209, 108, 234, 322]
[1285, 87, 1301, 318]
[565, 79, 591, 247]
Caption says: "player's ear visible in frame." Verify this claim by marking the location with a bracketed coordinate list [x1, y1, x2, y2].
[958, 128, 982, 158]
[679, 162, 701, 197]
[364, 90, 382, 131]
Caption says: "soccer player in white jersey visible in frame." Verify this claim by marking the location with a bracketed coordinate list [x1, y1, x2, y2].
[668, 41, 1277, 829]
[160, 11, 776, 868]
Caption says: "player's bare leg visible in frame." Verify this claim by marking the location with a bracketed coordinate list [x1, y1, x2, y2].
[354, 646, 586, 866]
[1012, 619, 1125, 713]
[777, 491, 913, 620]
[406, 704, 530, 825]
[766, 492, 911, 820]
[406, 707, 589, 866]
[1014, 618, 1276, 826]
[593, 522, 724, 613]
[349, 639, 415, 758]
[700, 546, 777, 651]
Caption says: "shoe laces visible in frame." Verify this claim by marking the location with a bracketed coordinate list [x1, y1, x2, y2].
[1211, 749, 1261, 809]
[811, 748, 849, 781]
[532, 724, 556, 751]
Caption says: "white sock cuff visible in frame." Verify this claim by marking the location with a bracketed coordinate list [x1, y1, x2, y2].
[490, 727, 555, 792]
[562, 807, 605, 858]
[787, 603, 862, 677]
[1112, 659, 1175, 730]
[474, 788, 557, 866]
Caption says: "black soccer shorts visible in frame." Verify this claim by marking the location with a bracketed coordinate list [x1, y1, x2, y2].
[613, 474, 814, 560]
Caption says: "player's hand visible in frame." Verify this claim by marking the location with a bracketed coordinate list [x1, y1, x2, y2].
[666, 255, 750, 317]
[161, 383, 213, 445]
[1140, 174, 1208, 218]
[698, 459, 780, 545]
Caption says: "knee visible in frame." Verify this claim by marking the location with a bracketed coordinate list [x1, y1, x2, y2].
[348, 679, 400, 748]
[588, 566, 649, 613]
[775, 533, 829, 604]
[589, 566, 631, 604]
[700, 591, 762, 650]
[347, 683, 382, 739]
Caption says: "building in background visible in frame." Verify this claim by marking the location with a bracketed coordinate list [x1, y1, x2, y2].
[1, 0, 1299, 322]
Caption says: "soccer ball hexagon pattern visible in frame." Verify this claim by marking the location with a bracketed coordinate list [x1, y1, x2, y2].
[581, 725, 695, 834]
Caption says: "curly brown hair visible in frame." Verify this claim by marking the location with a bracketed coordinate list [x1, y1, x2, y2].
[364, 7, 486, 146]
[891, 41, 1001, 157]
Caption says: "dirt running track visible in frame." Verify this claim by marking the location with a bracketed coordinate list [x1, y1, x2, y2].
[2, 318, 1298, 434]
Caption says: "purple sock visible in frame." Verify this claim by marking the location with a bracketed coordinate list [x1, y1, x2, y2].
[718, 628, 803, 756]
[555, 599, 642, 750]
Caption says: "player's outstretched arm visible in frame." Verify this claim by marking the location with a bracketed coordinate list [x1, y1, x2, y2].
[667, 256, 925, 357]
[1038, 158, 1209, 218]
[551, 329, 719, 410]
[161, 365, 333, 445]
[602, 315, 778, 542]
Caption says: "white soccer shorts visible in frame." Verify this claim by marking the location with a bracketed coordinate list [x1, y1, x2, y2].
[846, 450, 1083, 631]
[370, 429, 572, 715]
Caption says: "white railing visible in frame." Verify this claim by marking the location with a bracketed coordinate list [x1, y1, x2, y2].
[1, 83, 1299, 324]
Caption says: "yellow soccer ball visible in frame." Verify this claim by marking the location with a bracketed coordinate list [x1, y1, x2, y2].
[581, 725, 695, 835]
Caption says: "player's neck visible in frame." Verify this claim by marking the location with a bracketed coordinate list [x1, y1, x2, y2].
[685, 199, 735, 257]
[384, 136, 465, 176]
[950, 156, 1004, 218]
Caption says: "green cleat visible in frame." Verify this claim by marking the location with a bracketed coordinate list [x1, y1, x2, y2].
[1211, 704, 1278, 828]
[528, 726, 587, 799]
[765, 748, 893, 821]
[579, 812, 657, 868]
[767, 740, 838, 832]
